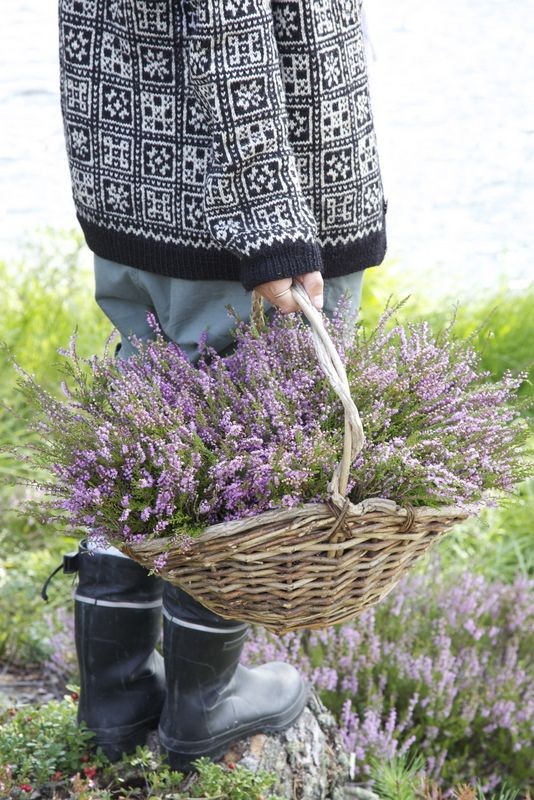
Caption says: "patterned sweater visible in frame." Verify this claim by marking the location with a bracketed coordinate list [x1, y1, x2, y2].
[59, 0, 388, 290]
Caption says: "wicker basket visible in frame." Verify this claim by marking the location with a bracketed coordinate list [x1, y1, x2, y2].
[121, 284, 470, 633]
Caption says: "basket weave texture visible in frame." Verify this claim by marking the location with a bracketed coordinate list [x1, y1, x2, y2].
[121, 285, 470, 634]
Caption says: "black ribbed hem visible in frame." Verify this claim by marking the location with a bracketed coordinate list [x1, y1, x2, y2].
[79, 215, 243, 281]
[321, 225, 387, 279]
[239, 239, 324, 290]
[79, 214, 387, 289]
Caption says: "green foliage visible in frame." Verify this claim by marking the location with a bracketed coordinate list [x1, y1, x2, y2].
[0, 718, 282, 800]
[110, 748, 282, 799]
[188, 757, 282, 799]
[0, 231, 111, 481]
[368, 752, 426, 800]
[0, 231, 110, 389]
[0, 481, 76, 664]
[123, 746, 185, 797]
[0, 693, 99, 786]
[0, 527, 75, 663]
[0, 231, 105, 665]
[483, 783, 526, 800]
[436, 477, 534, 581]
[367, 753, 528, 800]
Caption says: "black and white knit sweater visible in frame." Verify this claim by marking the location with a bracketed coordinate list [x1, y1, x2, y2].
[59, 0, 388, 290]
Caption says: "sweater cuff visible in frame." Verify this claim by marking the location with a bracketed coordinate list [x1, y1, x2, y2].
[239, 240, 324, 291]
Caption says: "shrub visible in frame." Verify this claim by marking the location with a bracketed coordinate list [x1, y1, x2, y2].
[243, 556, 534, 795]
[13, 301, 530, 561]
[0, 694, 97, 786]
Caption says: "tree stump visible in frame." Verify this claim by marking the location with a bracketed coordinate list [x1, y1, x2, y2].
[219, 690, 350, 799]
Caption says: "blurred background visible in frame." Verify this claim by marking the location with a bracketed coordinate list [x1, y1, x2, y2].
[0, 1, 533, 796]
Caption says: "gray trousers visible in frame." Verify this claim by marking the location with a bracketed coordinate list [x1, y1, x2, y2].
[94, 254, 365, 363]
[91, 254, 364, 556]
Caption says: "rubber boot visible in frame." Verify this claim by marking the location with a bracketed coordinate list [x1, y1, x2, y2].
[158, 584, 309, 770]
[72, 541, 166, 760]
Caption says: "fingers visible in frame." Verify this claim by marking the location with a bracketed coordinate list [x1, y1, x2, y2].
[295, 271, 324, 311]
[255, 271, 324, 314]
[255, 277, 300, 314]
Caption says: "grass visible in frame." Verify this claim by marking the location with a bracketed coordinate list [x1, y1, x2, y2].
[0, 231, 111, 480]
[435, 476, 534, 581]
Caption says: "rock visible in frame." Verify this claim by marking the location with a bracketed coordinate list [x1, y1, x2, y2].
[343, 787, 381, 800]
[221, 690, 350, 800]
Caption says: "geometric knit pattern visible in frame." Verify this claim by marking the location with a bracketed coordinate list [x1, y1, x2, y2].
[58, 0, 387, 288]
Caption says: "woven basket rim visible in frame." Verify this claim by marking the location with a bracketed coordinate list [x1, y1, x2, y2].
[124, 494, 472, 554]
[119, 494, 473, 632]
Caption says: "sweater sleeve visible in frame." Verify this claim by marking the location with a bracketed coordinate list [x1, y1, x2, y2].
[183, 0, 323, 290]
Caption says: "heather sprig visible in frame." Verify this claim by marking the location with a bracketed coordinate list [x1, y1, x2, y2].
[242, 556, 534, 794]
[339, 305, 531, 508]
[12, 300, 531, 550]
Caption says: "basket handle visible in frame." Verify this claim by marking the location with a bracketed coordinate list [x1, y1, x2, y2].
[252, 282, 365, 498]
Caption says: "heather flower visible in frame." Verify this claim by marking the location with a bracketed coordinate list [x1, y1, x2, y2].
[12, 299, 531, 549]
[242, 554, 534, 793]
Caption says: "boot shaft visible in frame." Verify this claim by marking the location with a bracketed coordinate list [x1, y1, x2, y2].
[162, 583, 249, 694]
[71, 542, 166, 751]
[75, 540, 163, 604]
[159, 583, 308, 768]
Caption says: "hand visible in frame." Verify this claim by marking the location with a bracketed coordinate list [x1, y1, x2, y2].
[255, 271, 324, 314]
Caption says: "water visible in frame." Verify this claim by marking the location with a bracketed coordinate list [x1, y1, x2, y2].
[1, 0, 533, 299]
[365, 0, 534, 297]
[0, 2, 73, 243]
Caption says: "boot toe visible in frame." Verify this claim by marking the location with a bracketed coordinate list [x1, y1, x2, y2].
[249, 661, 310, 728]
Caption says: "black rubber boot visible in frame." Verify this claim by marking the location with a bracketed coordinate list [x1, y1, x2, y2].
[73, 541, 166, 761]
[158, 584, 309, 770]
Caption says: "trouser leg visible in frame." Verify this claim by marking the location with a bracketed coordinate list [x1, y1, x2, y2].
[94, 254, 366, 363]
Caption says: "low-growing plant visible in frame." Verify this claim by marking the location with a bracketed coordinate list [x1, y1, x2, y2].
[0, 712, 283, 800]
[0, 534, 75, 663]
[243, 557, 534, 794]
[368, 751, 426, 800]
[126, 745, 184, 796]
[0, 693, 100, 787]
[188, 756, 282, 799]
[99, 748, 283, 800]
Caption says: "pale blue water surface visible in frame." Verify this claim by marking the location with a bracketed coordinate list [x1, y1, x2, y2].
[1, 0, 533, 299]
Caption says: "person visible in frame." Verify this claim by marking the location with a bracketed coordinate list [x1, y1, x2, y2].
[55, 0, 388, 771]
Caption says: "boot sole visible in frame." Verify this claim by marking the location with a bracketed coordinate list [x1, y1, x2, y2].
[159, 681, 310, 771]
[91, 715, 161, 762]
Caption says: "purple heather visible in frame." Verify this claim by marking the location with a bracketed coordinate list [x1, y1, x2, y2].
[14, 300, 530, 547]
